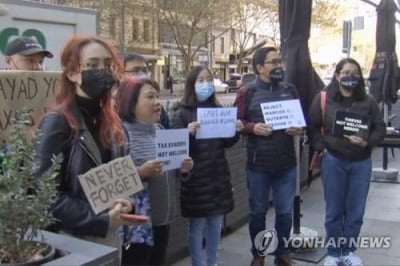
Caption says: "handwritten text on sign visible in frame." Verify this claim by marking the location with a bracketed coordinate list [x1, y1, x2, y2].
[0, 71, 61, 142]
[196, 107, 237, 139]
[78, 156, 143, 215]
[156, 128, 189, 171]
[261, 99, 306, 130]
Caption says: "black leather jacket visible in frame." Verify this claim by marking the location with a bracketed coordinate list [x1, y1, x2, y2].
[35, 101, 123, 238]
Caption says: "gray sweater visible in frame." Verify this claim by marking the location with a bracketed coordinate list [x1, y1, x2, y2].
[124, 121, 176, 226]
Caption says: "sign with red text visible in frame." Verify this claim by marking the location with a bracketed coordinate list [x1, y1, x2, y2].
[78, 155, 143, 215]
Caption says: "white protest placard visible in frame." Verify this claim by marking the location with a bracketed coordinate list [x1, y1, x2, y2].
[0, 71, 61, 142]
[156, 128, 189, 171]
[196, 107, 237, 139]
[78, 155, 143, 215]
[260, 99, 306, 130]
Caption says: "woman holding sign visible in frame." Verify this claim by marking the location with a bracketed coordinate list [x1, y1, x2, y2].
[170, 66, 243, 266]
[34, 36, 139, 249]
[309, 58, 385, 266]
[117, 77, 193, 266]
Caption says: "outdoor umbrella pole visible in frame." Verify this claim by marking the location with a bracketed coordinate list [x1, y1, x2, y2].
[293, 135, 301, 234]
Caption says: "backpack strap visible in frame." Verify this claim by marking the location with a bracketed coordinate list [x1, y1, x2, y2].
[320, 90, 327, 135]
[245, 85, 256, 120]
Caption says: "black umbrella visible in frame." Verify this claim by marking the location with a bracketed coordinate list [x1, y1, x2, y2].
[278, 0, 324, 245]
[369, 0, 400, 105]
[279, 0, 324, 120]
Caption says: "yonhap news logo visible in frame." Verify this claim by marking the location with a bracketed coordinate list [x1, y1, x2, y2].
[254, 229, 279, 256]
[284, 236, 391, 250]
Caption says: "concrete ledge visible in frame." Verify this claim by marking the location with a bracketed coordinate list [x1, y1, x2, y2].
[40, 230, 119, 266]
[372, 167, 399, 181]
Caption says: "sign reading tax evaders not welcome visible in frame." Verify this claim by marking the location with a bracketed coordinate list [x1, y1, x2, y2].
[260, 99, 306, 130]
[156, 128, 189, 171]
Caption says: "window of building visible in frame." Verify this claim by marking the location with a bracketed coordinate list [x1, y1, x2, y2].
[220, 37, 224, 54]
[143, 20, 150, 42]
[132, 17, 139, 41]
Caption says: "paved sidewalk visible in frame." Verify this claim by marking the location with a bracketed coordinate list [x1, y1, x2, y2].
[172, 148, 400, 266]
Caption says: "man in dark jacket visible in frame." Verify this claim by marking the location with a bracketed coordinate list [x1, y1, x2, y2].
[234, 47, 302, 266]
[123, 53, 170, 129]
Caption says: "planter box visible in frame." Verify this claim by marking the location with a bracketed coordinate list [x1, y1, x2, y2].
[40, 231, 119, 266]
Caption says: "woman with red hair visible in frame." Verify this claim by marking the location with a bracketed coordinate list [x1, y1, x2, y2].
[34, 35, 137, 247]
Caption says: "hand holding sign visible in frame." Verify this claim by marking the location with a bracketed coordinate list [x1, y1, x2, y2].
[285, 127, 303, 136]
[138, 159, 164, 178]
[188, 121, 200, 135]
[236, 120, 244, 132]
[344, 135, 368, 148]
[180, 156, 194, 173]
[253, 123, 272, 136]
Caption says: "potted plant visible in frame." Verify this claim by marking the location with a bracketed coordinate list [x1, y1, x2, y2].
[0, 112, 61, 265]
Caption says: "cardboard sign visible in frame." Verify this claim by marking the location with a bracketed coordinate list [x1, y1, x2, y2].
[78, 155, 143, 215]
[333, 110, 371, 139]
[0, 71, 61, 142]
[156, 128, 189, 171]
[261, 99, 306, 130]
[196, 107, 237, 139]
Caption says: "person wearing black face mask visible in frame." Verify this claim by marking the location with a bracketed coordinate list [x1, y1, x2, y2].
[34, 36, 142, 256]
[234, 47, 302, 266]
[309, 58, 385, 266]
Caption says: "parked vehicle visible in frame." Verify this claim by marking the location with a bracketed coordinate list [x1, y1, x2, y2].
[214, 78, 229, 93]
[224, 73, 241, 93]
[239, 73, 256, 88]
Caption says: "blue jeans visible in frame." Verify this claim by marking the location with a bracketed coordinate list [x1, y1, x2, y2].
[247, 167, 296, 256]
[321, 152, 371, 257]
[188, 215, 223, 266]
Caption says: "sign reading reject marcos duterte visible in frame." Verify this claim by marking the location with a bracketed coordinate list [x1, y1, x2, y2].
[260, 99, 306, 130]
[78, 155, 144, 215]
[0, 71, 61, 142]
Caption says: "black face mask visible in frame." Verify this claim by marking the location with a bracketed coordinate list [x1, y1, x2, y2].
[340, 75, 360, 91]
[81, 69, 116, 100]
[269, 67, 284, 83]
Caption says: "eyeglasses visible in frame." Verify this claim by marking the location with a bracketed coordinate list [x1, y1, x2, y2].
[80, 59, 114, 73]
[264, 58, 283, 66]
[340, 70, 361, 79]
[124, 67, 148, 74]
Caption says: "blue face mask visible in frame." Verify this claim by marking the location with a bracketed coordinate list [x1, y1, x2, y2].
[195, 82, 215, 101]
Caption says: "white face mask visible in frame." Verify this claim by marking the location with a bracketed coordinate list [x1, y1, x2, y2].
[134, 72, 148, 80]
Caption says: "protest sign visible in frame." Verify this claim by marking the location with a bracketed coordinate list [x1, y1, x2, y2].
[196, 107, 237, 139]
[156, 128, 189, 171]
[333, 110, 371, 139]
[78, 155, 143, 215]
[261, 99, 306, 130]
[0, 71, 61, 142]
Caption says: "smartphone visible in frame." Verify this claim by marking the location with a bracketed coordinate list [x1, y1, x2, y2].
[120, 213, 150, 223]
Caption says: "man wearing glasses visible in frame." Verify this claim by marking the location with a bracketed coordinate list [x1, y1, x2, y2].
[4, 36, 53, 71]
[234, 47, 301, 266]
[123, 53, 169, 129]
